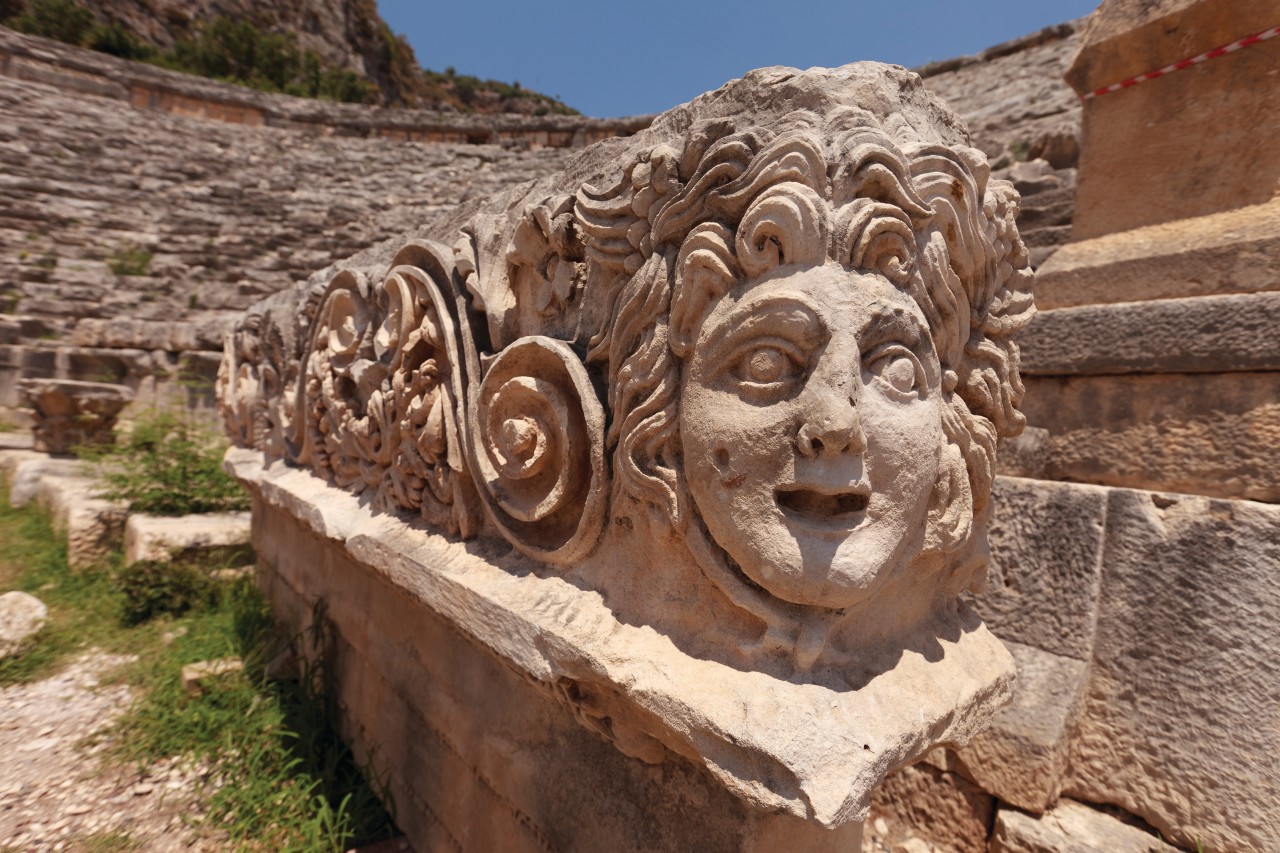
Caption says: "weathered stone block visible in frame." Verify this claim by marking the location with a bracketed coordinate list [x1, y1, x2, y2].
[123, 511, 252, 566]
[1066, 0, 1280, 238]
[991, 800, 1177, 853]
[34, 473, 126, 570]
[868, 762, 993, 853]
[1, 451, 80, 506]
[1034, 199, 1280, 309]
[951, 642, 1089, 813]
[0, 591, 47, 660]
[1021, 371, 1280, 502]
[1064, 488, 1280, 852]
[1019, 292, 1280, 375]
[18, 378, 133, 454]
[981, 478, 1107, 661]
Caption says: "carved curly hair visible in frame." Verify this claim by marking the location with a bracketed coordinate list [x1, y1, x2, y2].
[576, 100, 1033, 562]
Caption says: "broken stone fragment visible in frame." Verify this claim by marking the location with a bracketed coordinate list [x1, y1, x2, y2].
[17, 378, 133, 455]
[180, 658, 243, 696]
[0, 591, 48, 660]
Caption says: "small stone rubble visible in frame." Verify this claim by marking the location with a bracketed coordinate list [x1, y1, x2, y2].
[0, 651, 219, 852]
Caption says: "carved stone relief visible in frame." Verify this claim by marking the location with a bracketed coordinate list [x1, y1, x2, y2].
[219, 62, 1034, 825]
[18, 378, 134, 454]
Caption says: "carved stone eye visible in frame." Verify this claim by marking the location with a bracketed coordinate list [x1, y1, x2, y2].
[866, 347, 920, 396]
[747, 348, 786, 383]
[734, 344, 801, 388]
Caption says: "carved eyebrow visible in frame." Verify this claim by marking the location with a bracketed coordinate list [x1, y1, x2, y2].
[718, 297, 826, 348]
[857, 304, 925, 350]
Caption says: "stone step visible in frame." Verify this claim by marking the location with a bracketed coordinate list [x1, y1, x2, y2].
[1021, 370, 1280, 502]
[1036, 197, 1280, 309]
[123, 512, 252, 566]
[1020, 291, 1280, 375]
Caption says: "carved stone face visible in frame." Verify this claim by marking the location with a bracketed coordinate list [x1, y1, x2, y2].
[680, 264, 945, 609]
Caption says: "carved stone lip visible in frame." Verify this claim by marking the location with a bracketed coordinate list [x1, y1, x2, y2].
[775, 483, 871, 531]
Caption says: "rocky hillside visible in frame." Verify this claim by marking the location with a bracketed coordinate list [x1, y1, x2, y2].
[0, 0, 577, 112]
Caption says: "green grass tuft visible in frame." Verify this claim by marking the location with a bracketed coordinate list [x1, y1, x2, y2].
[87, 411, 249, 516]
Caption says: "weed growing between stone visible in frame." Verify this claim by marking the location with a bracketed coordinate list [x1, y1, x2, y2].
[0, 487, 398, 850]
[87, 411, 249, 516]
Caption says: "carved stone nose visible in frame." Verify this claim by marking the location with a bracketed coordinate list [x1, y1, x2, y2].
[796, 397, 867, 458]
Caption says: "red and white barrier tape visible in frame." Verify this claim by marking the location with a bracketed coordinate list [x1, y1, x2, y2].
[1082, 24, 1280, 100]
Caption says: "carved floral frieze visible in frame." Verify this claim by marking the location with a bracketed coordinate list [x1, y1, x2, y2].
[219, 62, 1033, 682]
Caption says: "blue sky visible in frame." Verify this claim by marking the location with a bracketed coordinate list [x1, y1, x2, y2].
[377, 1, 1100, 117]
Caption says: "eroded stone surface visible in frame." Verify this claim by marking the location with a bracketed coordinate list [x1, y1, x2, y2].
[18, 378, 132, 454]
[991, 800, 1177, 853]
[981, 478, 1107, 661]
[1021, 372, 1280, 502]
[868, 763, 994, 853]
[1034, 198, 1280, 309]
[1064, 488, 1280, 852]
[219, 60, 1033, 841]
[123, 512, 252, 566]
[951, 642, 1089, 813]
[34, 470, 127, 570]
[1019, 292, 1280, 376]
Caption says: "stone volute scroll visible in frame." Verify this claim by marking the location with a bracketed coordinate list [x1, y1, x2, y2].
[219, 62, 1034, 849]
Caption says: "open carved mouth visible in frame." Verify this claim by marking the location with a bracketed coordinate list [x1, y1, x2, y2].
[775, 486, 870, 528]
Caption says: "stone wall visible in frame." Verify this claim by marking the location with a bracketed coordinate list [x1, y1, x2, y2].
[915, 4, 1280, 851]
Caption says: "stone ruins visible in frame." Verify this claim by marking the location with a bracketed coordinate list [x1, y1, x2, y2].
[219, 60, 1035, 850]
[0, 19, 1077, 428]
[7, 0, 1280, 849]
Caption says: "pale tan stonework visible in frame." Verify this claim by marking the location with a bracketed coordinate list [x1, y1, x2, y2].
[219, 62, 1033, 847]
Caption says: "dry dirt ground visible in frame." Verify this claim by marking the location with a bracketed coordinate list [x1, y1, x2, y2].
[0, 651, 217, 853]
[0, 653, 941, 853]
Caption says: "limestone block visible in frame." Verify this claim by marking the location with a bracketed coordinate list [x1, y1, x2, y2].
[991, 800, 1177, 853]
[0, 591, 47, 660]
[1034, 199, 1280, 309]
[982, 478, 1108, 661]
[1064, 489, 1280, 852]
[950, 642, 1089, 813]
[868, 763, 993, 853]
[1019, 292, 1280, 375]
[1, 452, 81, 507]
[1022, 372, 1280, 502]
[995, 429, 1049, 479]
[123, 512, 252, 566]
[1066, 0, 1280, 237]
[34, 473, 126, 570]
